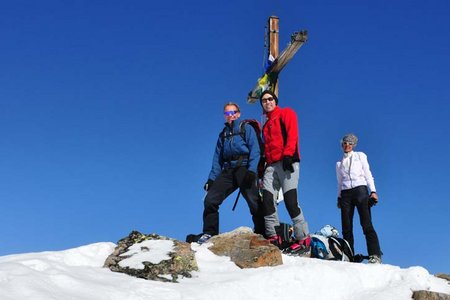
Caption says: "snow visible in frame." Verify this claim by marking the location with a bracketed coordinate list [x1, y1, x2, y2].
[0, 241, 448, 300]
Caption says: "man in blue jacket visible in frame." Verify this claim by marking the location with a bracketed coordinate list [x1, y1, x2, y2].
[198, 102, 264, 244]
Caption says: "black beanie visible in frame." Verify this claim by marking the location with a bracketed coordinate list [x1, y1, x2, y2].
[259, 90, 279, 106]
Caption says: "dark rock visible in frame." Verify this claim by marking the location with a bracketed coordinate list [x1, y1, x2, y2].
[104, 230, 198, 282]
[412, 290, 450, 300]
[207, 227, 283, 268]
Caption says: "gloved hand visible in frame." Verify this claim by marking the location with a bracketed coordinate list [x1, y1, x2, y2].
[242, 171, 257, 189]
[368, 197, 378, 207]
[204, 179, 214, 191]
[337, 197, 342, 209]
[368, 192, 378, 207]
[282, 156, 294, 173]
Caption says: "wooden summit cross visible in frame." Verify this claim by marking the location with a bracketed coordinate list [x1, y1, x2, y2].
[247, 16, 308, 104]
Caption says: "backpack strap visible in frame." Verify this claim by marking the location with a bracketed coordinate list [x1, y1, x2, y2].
[220, 126, 242, 142]
[238, 120, 249, 141]
[278, 117, 300, 162]
[280, 118, 287, 146]
[220, 121, 250, 143]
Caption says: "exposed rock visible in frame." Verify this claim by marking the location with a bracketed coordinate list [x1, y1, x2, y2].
[207, 227, 283, 268]
[104, 230, 198, 282]
[412, 290, 450, 300]
[436, 273, 450, 282]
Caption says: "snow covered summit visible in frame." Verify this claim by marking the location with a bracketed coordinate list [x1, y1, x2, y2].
[0, 241, 448, 300]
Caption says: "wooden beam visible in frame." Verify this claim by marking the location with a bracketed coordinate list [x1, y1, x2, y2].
[268, 16, 279, 97]
[247, 17, 308, 104]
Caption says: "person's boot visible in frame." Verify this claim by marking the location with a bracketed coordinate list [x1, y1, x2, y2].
[267, 235, 282, 249]
[368, 254, 382, 264]
[197, 234, 212, 244]
[284, 235, 311, 255]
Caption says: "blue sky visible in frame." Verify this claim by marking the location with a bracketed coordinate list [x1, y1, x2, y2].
[1, 1, 449, 274]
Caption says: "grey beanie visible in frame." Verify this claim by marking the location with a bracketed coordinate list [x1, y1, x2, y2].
[259, 90, 279, 105]
[341, 133, 358, 146]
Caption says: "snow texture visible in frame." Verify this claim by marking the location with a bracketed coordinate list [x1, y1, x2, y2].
[0, 242, 448, 300]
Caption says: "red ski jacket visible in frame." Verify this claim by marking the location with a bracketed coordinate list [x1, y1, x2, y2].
[262, 106, 301, 165]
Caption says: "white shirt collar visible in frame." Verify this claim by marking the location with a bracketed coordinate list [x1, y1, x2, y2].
[343, 151, 353, 158]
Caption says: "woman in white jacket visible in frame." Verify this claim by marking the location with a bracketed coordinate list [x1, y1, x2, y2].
[336, 133, 382, 264]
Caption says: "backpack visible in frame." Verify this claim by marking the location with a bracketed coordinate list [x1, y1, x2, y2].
[318, 225, 340, 238]
[311, 236, 329, 259]
[310, 234, 354, 262]
[327, 236, 354, 262]
[221, 119, 265, 178]
[275, 222, 293, 249]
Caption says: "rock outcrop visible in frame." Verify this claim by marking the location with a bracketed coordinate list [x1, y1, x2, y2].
[206, 227, 283, 268]
[436, 273, 450, 282]
[104, 231, 198, 282]
[412, 290, 450, 300]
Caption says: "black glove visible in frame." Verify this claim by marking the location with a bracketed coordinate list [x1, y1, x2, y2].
[282, 156, 294, 173]
[204, 179, 214, 191]
[368, 197, 378, 207]
[337, 197, 342, 209]
[242, 171, 257, 189]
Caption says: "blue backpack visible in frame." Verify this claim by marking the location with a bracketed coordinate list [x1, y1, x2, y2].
[310, 231, 354, 262]
[311, 236, 329, 259]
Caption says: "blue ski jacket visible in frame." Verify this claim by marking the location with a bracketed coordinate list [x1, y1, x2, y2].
[208, 120, 261, 181]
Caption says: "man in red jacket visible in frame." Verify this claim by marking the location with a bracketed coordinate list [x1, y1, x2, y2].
[260, 90, 311, 255]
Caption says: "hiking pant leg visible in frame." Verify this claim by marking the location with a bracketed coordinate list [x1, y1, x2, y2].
[236, 167, 265, 235]
[280, 162, 309, 240]
[340, 190, 356, 252]
[203, 169, 236, 236]
[262, 164, 281, 237]
[354, 186, 382, 256]
[286, 189, 308, 241]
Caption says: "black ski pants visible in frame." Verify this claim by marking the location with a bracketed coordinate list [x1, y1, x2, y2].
[339, 185, 382, 256]
[203, 166, 265, 236]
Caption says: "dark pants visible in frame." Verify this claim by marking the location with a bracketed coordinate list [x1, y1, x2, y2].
[203, 167, 265, 236]
[340, 185, 381, 256]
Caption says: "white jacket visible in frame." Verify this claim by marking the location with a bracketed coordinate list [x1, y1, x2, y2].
[336, 151, 376, 197]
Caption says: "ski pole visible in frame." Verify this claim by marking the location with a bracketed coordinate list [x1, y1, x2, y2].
[232, 191, 241, 211]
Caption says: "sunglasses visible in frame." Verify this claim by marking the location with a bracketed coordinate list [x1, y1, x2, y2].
[224, 110, 238, 116]
[342, 141, 354, 146]
[261, 96, 275, 103]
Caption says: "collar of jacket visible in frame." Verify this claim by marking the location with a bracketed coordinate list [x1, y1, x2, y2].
[223, 120, 239, 130]
[343, 151, 354, 158]
[265, 106, 280, 119]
